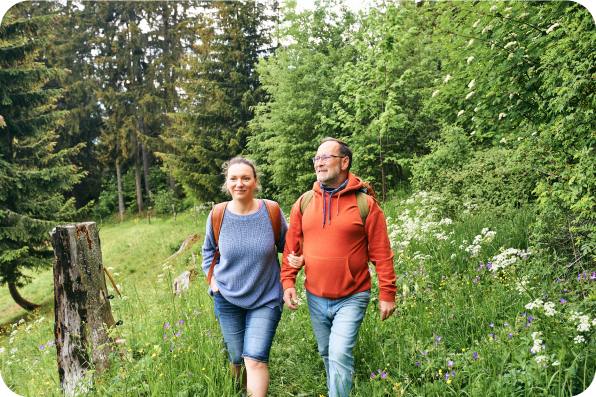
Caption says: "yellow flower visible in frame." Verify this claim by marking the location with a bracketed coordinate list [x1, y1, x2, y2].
[202, 368, 205, 371]
[152, 353, 156, 358]
[462, 348, 465, 352]
[160, 373, 163, 376]
[439, 369, 442, 374]
[447, 379, 452, 384]
[173, 354, 176, 358]
[146, 343, 150, 347]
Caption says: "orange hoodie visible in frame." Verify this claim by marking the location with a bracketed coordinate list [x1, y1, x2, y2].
[281, 173, 397, 301]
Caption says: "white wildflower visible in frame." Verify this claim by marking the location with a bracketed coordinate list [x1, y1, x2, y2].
[543, 302, 556, 316]
[535, 355, 547, 364]
[518, 137, 523, 141]
[113, 273, 120, 276]
[467, 56, 475, 64]
[546, 23, 559, 34]
[482, 25, 493, 35]
[532, 131, 538, 136]
[503, 7, 512, 12]
[490, 5, 498, 12]
[468, 79, 475, 89]
[474, 107, 478, 112]
[450, 253, 457, 259]
[468, 39, 475, 46]
[432, 90, 439, 98]
[107, 267, 114, 270]
[574, 335, 585, 344]
[552, 361, 560, 366]
[18, 319, 24, 324]
[526, 299, 544, 310]
[470, 131, 476, 135]
[444, 75, 451, 83]
[504, 41, 517, 49]
[500, 138, 507, 144]
[9, 338, 14, 344]
[473, 19, 481, 28]
[10, 330, 17, 337]
[457, 110, 465, 117]
[498, 113, 507, 120]
[508, 53, 514, 60]
[0, 348, 5, 355]
[466, 91, 475, 99]
[10, 348, 17, 354]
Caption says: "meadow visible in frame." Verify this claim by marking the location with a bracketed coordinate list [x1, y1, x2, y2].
[0, 192, 594, 396]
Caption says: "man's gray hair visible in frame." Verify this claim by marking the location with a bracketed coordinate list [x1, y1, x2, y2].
[320, 137, 352, 172]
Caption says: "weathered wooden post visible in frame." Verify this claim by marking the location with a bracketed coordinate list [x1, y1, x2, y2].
[50, 222, 117, 396]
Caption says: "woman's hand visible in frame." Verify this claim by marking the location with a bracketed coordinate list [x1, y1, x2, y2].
[287, 251, 304, 270]
[210, 275, 219, 293]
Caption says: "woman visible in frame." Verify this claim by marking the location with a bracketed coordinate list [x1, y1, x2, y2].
[202, 157, 288, 397]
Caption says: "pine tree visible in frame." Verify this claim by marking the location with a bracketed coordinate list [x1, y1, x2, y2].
[0, 4, 88, 310]
[158, 0, 277, 202]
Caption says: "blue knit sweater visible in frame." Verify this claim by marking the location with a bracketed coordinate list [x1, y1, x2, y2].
[202, 202, 287, 311]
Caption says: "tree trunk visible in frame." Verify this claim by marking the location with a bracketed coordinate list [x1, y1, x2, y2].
[139, 118, 152, 202]
[134, 142, 144, 212]
[8, 283, 40, 311]
[168, 164, 179, 198]
[116, 161, 125, 216]
[49, 222, 117, 396]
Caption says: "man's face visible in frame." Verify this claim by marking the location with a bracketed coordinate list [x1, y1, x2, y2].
[314, 141, 348, 187]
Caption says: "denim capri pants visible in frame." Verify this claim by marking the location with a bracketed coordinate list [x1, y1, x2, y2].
[213, 292, 282, 365]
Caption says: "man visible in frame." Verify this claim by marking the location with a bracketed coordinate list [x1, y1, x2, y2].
[281, 137, 397, 397]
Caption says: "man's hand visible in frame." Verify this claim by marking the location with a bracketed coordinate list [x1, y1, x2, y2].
[287, 251, 304, 270]
[283, 287, 299, 310]
[379, 300, 396, 321]
[210, 275, 219, 293]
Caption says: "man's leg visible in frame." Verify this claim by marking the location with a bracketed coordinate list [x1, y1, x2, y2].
[327, 289, 371, 397]
[306, 290, 333, 389]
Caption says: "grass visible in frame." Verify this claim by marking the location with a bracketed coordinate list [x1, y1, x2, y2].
[0, 194, 594, 396]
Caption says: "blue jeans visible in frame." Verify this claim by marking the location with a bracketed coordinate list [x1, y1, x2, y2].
[213, 292, 282, 365]
[306, 289, 371, 397]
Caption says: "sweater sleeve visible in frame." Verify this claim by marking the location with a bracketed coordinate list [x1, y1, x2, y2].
[280, 199, 304, 291]
[365, 198, 397, 302]
[201, 211, 219, 276]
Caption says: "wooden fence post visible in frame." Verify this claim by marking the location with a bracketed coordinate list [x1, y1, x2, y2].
[50, 222, 117, 396]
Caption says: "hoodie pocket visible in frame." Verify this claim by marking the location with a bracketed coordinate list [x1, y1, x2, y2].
[304, 253, 356, 298]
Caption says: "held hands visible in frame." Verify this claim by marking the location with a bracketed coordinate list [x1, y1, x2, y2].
[210, 275, 219, 293]
[379, 300, 396, 321]
[287, 251, 304, 270]
[283, 287, 299, 310]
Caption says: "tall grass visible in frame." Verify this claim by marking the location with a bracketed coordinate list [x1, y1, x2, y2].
[0, 193, 594, 396]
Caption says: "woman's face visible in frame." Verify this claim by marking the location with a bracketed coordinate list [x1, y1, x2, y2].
[226, 163, 258, 201]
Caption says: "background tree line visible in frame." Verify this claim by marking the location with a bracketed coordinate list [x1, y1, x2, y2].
[0, 0, 594, 308]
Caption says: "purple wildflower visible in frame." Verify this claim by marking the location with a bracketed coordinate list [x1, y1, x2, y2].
[178, 320, 184, 325]
[561, 298, 566, 304]
[416, 362, 420, 366]
[448, 361, 454, 367]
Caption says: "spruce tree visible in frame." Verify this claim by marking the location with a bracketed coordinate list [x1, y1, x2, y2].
[158, 0, 277, 202]
[0, 4, 87, 310]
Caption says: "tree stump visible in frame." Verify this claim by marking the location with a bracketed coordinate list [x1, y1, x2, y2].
[49, 222, 117, 396]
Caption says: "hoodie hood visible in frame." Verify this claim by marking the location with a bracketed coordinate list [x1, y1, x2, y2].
[312, 173, 363, 193]
[312, 173, 364, 227]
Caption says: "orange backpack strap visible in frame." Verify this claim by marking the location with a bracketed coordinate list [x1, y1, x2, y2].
[206, 202, 228, 285]
[262, 199, 282, 245]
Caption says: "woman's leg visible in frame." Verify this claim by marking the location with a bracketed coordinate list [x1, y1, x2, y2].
[231, 364, 247, 392]
[213, 293, 247, 390]
[243, 305, 282, 397]
[244, 359, 269, 397]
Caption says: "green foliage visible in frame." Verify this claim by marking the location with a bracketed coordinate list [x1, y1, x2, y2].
[412, 126, 537, 214]
[0, 4, 88, 290]
[151, 188, 184, 215]
[249, 0, 359, 205]
[160, 1, 277, 203]
[331, 1, 442, 200]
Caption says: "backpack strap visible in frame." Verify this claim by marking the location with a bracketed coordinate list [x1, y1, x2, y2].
[206, 202, 228, 285]
[262, 199, 282, 245]
[355, 191, 370, 229]
[300, 190, 316, 214]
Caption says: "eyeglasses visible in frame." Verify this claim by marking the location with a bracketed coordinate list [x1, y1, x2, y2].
[312, 155, 346, 164]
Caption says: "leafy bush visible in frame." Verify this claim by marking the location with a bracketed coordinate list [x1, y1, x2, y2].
[412, 127, 538, 215]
